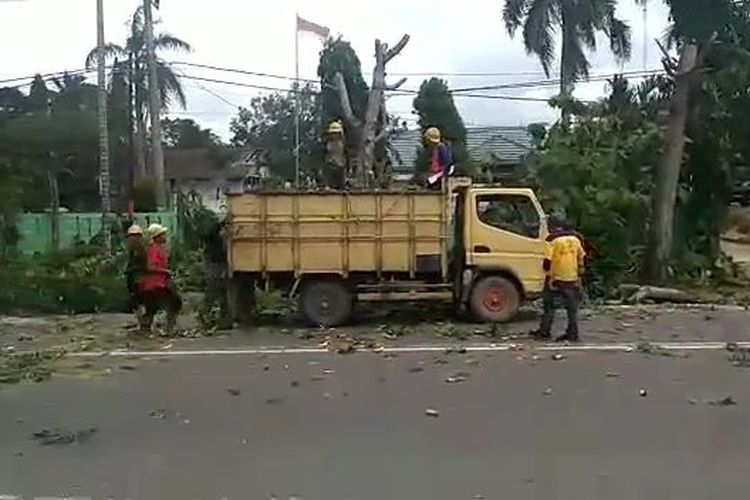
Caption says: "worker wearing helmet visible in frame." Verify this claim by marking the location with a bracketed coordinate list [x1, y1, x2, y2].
[325, 120, 347, 189]
[424, 127, 455, 188]
[125, 224, 146, 317]
[140, 223, 182, 333]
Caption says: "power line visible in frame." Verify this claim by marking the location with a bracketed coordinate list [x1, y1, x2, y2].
[177, 73, 314, 93]
[0, 67, 96, 86]
[170, 61, 319, 84]
[449, 68, 664, 93]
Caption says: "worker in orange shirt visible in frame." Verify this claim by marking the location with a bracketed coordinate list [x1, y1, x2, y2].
[533, 216, 586, 342]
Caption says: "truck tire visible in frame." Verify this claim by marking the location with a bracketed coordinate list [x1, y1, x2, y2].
[469, 275, 520, 323]
[299, 280, 353, 327]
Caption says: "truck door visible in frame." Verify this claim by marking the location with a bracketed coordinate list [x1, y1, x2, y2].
[467, 190, 547, 294]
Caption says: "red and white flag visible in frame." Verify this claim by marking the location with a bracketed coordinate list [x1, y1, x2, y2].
[296, 15, 330, 39]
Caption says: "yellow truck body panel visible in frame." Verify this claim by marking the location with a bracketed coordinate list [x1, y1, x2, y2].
[227, 191, 448, 278]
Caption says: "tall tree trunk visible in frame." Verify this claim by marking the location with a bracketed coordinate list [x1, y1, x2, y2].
[559, 13, 575, 127]
[127, 54, 140, 188]
[96, 0, 112, 251]
[143, 0, 166, 208]
[645, 43, 699, 283]
[134, 108, 147, 179]
[48, 169, 60, 252]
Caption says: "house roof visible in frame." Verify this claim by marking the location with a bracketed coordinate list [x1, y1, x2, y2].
[390, 125, 534, 173]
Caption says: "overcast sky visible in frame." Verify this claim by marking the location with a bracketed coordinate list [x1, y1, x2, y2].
[0, 0, 671, 139]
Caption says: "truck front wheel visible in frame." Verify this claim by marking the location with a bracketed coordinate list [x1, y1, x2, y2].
[299, 280, 353, 327]
[469, 275, 520, 323]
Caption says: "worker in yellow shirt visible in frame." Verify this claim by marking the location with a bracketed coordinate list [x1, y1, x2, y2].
[533, 217, 586, 342]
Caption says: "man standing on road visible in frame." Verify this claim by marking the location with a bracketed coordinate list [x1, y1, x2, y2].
[140, 224, 182, 333]
[125, 224, 146, 317]
[533, 217, 586, 342]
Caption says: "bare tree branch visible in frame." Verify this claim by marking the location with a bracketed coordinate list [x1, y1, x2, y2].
[384, 35, 410, 63]
[655, 38, 677, 76]
[384, 77, 407, 91]
[334, 72, 361, 127]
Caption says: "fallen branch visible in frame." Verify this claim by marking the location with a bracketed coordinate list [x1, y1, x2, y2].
[619, 284, 703, 304]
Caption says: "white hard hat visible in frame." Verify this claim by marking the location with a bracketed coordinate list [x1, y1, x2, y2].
[147, 223, 167, 238]
[127, 224, 143, 236]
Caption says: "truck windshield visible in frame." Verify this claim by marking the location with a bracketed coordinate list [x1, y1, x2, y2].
[476, 193, 541, 238]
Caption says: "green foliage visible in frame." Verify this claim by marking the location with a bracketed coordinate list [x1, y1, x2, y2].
[412, 78, 468, 177]
[175, 190, 219, 251]
[317, 37, 369, 126]
[162, 118, 222, 149]
[529, 116, 660, 288]
[229, 84, 321, 182]
[0, 249, 128, 315]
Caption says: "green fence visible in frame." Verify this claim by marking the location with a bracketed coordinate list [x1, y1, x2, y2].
[16, 212, 177, 256]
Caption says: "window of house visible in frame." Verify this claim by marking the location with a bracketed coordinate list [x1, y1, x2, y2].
[476, 194, 540, 238]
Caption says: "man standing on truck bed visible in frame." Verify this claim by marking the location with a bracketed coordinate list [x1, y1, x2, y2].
[534, 217, 585, 342]
[424, 127, 454, 188]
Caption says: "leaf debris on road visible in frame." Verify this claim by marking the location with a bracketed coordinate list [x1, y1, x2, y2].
[31, 427, 98, 446]
[149, 409, 168, 419]
[226, 387, 242, 396]
[445, 371, 470, 384]
[425, 408, 439, 417]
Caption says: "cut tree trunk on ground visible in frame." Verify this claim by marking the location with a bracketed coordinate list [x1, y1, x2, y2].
[618, 284, 721, 304]
[645, 43, 699, 283]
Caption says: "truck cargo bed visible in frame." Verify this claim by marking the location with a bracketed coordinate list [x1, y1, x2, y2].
[227, 190, 450, 280]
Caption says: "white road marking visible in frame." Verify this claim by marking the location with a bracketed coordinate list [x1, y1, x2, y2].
[65, 341, 750, 358]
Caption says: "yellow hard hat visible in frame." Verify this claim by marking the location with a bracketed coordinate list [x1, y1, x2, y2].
[424, 127, 441, 143]
[147, 223, 167, 238]
[127, 224, 143, 236]
[327, 120, 344, 134]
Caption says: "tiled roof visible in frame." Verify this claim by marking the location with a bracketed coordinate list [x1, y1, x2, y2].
[390, 126, 534, 173]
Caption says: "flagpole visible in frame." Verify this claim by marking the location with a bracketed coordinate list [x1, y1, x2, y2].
[294, 14, 300, 188]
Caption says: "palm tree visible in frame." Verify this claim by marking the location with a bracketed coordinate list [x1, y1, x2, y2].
[86, 6, 191, 178]
[503, 0, 632, 111]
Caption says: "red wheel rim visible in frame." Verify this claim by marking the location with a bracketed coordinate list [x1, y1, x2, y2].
[482, 285, 506, 313]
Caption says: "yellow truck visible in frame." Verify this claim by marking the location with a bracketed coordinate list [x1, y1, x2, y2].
[225, 178, 549, 326]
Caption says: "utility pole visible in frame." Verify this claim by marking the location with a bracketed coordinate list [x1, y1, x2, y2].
[96, 0, 112, 251]
[143, 0, 167, 208]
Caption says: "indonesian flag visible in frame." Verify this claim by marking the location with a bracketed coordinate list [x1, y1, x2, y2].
[296, 15, 330, 38]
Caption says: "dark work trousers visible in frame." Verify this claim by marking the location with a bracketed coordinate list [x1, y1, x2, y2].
[539, 280, 581, 336]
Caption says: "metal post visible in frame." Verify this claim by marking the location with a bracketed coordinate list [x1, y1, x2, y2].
[96, 0, 112, 251]
[294, 16, 300, 188]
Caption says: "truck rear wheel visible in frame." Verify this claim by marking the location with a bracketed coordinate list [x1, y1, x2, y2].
[469, 275, 520, 323]
[299, 280, 353, 327]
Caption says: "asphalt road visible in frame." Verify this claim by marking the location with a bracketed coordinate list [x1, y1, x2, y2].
[1, 348, 749, 499]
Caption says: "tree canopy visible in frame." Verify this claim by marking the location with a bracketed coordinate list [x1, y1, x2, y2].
[229, 84, 320, 183]
[412, 78, 468, 177]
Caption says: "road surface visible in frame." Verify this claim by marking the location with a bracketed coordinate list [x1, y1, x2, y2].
[1, 345, 749, 499]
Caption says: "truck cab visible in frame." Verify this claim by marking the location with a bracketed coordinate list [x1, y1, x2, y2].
[449, 180, 548, 322]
